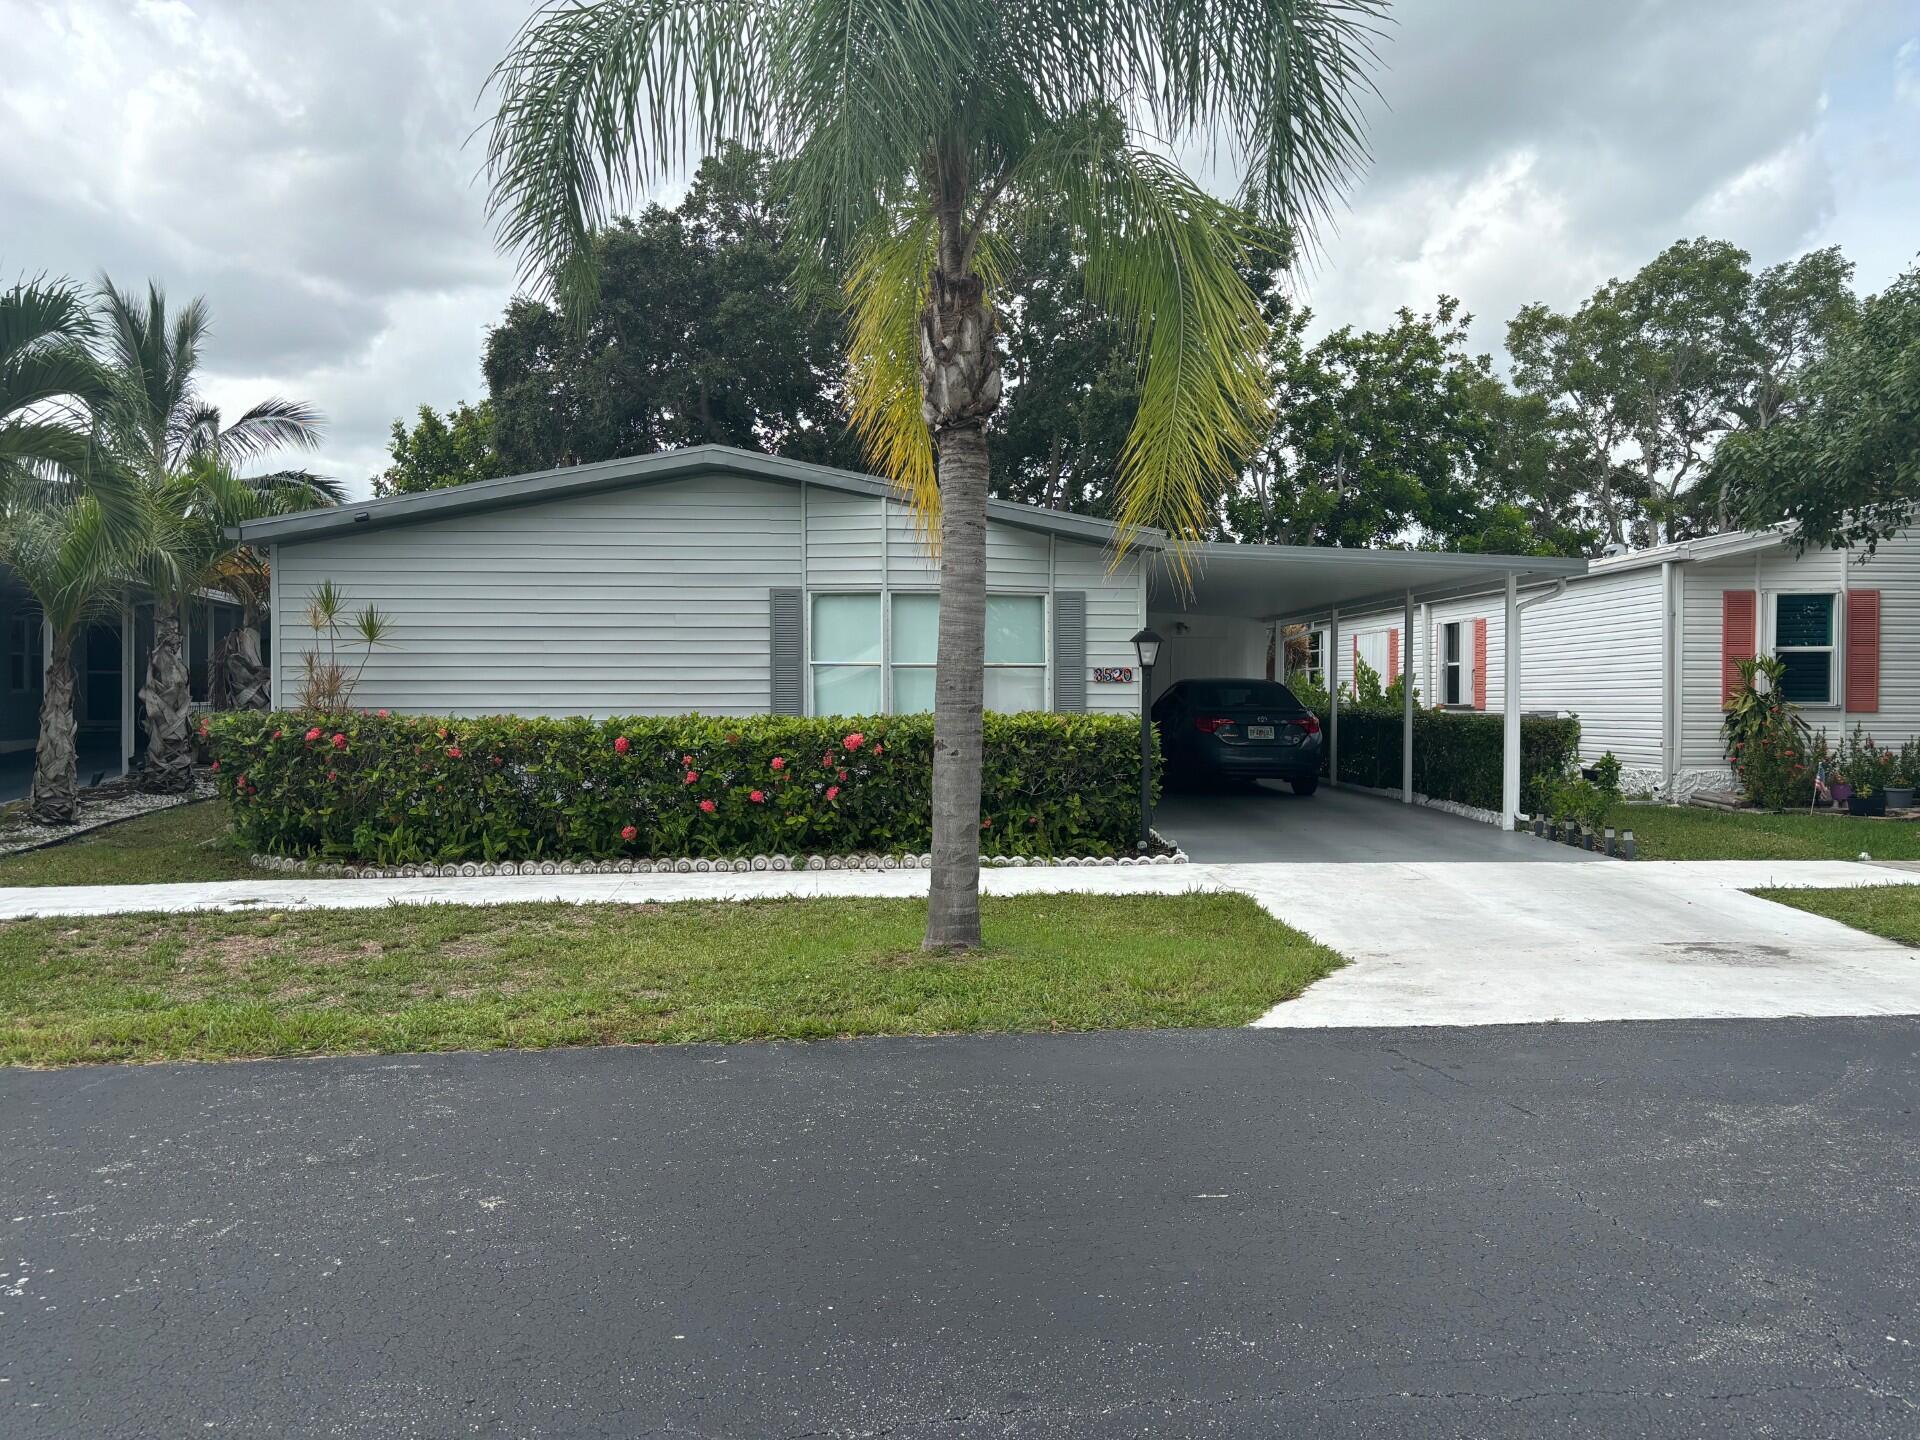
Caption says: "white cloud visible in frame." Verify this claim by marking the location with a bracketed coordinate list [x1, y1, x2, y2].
[2, 0, 1916, 497]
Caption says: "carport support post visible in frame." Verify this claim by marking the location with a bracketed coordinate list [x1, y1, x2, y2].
[1502, 573, 1522, 829]
[1401, 589, 1414, 804]
[1327, 607, 1339, 787]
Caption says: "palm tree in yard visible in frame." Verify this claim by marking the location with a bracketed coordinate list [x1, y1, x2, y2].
[96, 278, 341, 792]
[486, 0, 1383, 947]
[0, 276, 148, 822]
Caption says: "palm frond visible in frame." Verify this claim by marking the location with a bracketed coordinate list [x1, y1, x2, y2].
[0, 490, 139, 635]
[844, 207, 940, 540]
[1011, 111, 1272, 571]
[242, 466, 346, 507]
[484, 0, 773, 312]
[212, 397, 325, 464]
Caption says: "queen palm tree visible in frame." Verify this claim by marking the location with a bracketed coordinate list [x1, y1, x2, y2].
[96, 278, 341, 792]
[1, 275, 149, 822]
[487, 0, 1382, 947]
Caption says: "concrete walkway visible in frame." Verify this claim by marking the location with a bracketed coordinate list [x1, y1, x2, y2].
[3, 858, 1918, 1028]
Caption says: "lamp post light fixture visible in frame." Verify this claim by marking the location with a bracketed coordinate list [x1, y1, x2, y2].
[1130, 627, 1164, 852]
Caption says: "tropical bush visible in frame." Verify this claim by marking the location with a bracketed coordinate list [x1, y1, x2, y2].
[1309, 707, 1581, 813]
[1835, 724, 1896, 798]
[1730, 711, 1816, 810]
[206, 710, 1154, 863]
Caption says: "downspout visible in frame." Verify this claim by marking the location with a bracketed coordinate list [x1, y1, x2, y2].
[1660, 560, 1677, 798]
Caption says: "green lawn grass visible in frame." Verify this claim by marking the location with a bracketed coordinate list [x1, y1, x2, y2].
[1753, 884, 1920, 945]
[0, 892, 1339, 1066]
[1620, 804, 1920, 861]
[0, 802, 258, 887]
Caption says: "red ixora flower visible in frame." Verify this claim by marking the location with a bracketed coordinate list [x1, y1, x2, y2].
[271, 729, 283, 741]
[825, 785, 840, 802]
[770, 756, 786, 770]
[698, 798, 717, 813]
[684, 770, 699, 784]
[446, 746, 462, 759]
[614, 735, 630, 755]
[749, 789, 765, 803]
[209, 759, 220, 772]
[376, 709, 390, 718]
[305, 727, 322, 742]
[837, 768, 848, 781]
[620, 823, 638, 842]
[871, 743, 883, 757]
[331, 733, 347, 749]
[843, 732, 865, 751]
[327, 769, 339, 782]
[682, 754, 695, 766]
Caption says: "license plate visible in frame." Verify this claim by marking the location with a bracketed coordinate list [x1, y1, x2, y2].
[1247, 725, 1275, 740]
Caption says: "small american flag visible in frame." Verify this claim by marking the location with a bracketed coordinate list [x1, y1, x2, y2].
[1812, 762, 1831, 808]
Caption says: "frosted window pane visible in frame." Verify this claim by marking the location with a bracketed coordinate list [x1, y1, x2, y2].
[986, 595, 1045, 664]
[985, 666, 1046, 713]
[892, 593, 940, 663]
[813, 664, 881, 715]
[892, 666, 935, 713]
[811, 594, 880, 662]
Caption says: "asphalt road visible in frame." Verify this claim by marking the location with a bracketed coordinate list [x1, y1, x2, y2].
[4, 1021, 1917, 1438]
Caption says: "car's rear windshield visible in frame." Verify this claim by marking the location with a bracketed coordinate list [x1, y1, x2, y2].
[1184, 681, 1307, 711]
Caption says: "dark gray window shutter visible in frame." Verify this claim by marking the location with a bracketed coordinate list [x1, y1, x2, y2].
[1053, 591, 1087, 712]
[770, 588, 804, 715]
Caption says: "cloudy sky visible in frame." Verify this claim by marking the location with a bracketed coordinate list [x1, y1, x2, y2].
[5, 0, 1916, 497]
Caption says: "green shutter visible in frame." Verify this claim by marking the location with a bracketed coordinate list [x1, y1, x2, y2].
[1052, 591, 1087, 712]
[769, 588, 803, 715]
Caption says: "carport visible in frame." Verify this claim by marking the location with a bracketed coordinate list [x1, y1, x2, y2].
[1146, 543, 1588, 857]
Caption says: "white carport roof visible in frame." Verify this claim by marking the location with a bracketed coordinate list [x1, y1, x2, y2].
[1150, 542, 1587, 624]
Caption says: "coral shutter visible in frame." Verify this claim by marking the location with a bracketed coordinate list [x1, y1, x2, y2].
[1387, 629, 1400, 683]
[1721, 589, 1756, 706]
[1472, 618, 1488, 710]
[1846, 589, 1881, 712]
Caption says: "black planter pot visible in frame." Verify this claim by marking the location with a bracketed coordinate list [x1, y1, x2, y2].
[1847, 791, 1887, 817]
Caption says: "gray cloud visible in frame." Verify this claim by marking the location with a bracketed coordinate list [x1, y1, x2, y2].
[3, 0, 1915, 497]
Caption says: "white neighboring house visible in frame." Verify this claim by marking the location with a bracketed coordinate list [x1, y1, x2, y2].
[1293, 526, 1920, 799]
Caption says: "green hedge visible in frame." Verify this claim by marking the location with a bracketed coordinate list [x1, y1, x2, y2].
[205, 710, 1155, 863]
[1312, 708, 1581, 812]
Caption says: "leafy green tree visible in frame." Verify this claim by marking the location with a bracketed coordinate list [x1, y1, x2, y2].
[96, 279, 340, 789]
[485, 0, 1381, 948]
[0, 275, 146, 821]
[483, 143, 860, 474]
[377, 401, 506, 496]
[1716, 261, 1919, 553]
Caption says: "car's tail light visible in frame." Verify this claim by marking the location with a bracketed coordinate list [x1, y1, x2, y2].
[1194, 716, 1234, 734]
[1292, 714, 1322, 735]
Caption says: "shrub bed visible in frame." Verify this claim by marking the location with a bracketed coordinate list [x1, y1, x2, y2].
[205, 711, 1154, 864]
[1311, 708, 1582, 813]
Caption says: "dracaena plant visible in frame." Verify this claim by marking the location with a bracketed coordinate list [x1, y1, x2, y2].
[485, 0, 1383, 947]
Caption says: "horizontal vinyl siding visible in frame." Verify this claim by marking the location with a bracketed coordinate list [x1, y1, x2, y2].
[1844, 535, 1920, 748]
[884, 505, 1053, 591]
[804, 488, 883, 590]
[1053, 540, 1146, 714]
[274, 473, 802, 716]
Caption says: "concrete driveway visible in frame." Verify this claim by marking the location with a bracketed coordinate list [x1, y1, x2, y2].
[5, 1022, 1915, 1438]
[1155, 781, 1599, 863]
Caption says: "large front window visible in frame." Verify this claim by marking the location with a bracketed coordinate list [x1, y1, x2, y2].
[810, 592, 1046, 714]
[1773, 592, 1834, 705]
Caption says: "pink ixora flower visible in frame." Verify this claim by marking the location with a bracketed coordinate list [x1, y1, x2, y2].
[683, 770, 699, 785]
[825, 785, 840, 802]
[331, 733, 347, 749]
[749, 789, 765, 803]
[271, 729, 283, 741]
[210, 759, 220, 772]
[376, 709, 390, 718]
[621, 823, 638, 842]
[446, 746, 462, 759]
[327, 769, 339, 782]
[614, 735, 630, 755]
[682, 753, 695, 766]
[843, 732, 865, 751]
[305, 727, 322, 742]
[770, 756, 785, 771]
[698, 798, 716, 814]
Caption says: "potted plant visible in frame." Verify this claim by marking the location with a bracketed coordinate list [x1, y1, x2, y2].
[1889, 740, 1919, 812]
[1840, 726, 1888, 816]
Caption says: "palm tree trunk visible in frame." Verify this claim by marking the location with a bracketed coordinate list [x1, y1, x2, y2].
[139, 597, 195, 793]
[214, 610, 271, 710]
[28, 632, 79, 824]
[921, 251, 1003, 950]
[926, 421, 990, 948]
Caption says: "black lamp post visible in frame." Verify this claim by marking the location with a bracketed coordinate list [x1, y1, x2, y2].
[1131, 626, 1163, 852]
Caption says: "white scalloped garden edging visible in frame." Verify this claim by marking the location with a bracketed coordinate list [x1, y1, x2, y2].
[249, 847, 1188, 879]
